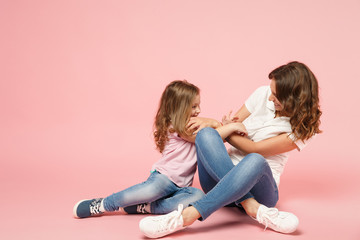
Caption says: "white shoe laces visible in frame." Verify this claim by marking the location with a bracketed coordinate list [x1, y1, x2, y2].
[137, 203, 149, 214]
[153, 204, 184, 233]
[255, 205, 299, 234]
[89, 198, 102, 215]
[257, 207, 279, 231]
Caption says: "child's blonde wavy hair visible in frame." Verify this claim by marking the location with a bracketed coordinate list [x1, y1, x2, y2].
[154, 80, 200, 153]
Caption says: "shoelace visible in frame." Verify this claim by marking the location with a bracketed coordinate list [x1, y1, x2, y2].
[137, 204, 148, 214]
[89, 199, 102, 215]
[154, 205, 183, 233]
[258, 207, 279, 231]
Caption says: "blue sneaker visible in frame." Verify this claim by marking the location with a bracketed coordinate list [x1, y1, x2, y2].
[73, 198, 104, 218]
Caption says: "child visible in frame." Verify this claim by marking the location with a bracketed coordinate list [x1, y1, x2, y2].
[73, 80, 206, 218]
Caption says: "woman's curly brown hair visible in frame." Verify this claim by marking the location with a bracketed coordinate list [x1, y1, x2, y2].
[269, 61, 322, 141]
[154, 80, 200, 153]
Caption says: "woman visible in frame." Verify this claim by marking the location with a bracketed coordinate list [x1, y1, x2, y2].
[139, 61, 322, 238]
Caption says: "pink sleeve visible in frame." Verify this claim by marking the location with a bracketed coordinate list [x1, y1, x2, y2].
[289, 133, 316, 151]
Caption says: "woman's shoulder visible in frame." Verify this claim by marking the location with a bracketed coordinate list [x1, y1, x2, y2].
[288, 133, 317, 151]
[253, 85, 270, 95]
[246, 86, 271, 111]
[248, 85, 271, 101]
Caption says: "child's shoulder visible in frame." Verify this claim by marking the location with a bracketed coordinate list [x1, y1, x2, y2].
[167, 130, 181, 140]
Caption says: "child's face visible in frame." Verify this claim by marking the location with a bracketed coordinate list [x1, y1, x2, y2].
[191, 94, 201, 117]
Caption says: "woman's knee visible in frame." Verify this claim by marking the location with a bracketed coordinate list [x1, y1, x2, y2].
[195, 127, 218, 146]
[244, 153, 267, 168]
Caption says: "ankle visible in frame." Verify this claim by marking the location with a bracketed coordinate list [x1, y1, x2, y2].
[240, 198, 260, 219]
[99, 199, 106, 212]
[182, 206, 201, 227]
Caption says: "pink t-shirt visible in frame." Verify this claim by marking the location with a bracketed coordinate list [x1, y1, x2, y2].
[151, 131, 197, 188]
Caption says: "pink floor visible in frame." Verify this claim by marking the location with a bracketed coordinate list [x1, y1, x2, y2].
[2, 150, 360, 240]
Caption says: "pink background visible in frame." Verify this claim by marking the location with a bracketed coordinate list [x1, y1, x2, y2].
[1, 0, 360, 239]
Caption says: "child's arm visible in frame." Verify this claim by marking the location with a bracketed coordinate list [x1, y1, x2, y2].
[180, 122, 247, 143]
[181, 117, 222, 143]
[216, 122, 248, 140]
[183, 104, 251, 143]
[187, 117, 222, 133]
[188, 104, 251, 134]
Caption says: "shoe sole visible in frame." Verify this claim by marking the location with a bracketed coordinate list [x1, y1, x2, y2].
[73, 199, 90, 218]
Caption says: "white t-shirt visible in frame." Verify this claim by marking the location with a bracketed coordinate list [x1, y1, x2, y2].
[228, 86, 310, 186]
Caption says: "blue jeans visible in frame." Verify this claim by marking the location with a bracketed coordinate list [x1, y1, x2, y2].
[192, 127, 278, 220]
[103, 171, 204, 214]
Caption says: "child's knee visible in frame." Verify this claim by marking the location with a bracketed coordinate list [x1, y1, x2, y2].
[194, 188, 205, 199]
[187, 187, 205, 201]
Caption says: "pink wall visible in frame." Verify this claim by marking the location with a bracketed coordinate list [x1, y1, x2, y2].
[2, 0, 359, 178]
[1, 1, 360, 239]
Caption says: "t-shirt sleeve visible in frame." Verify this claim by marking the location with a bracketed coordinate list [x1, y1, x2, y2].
[288, 133, 316, 151]
[245, 86, 269, 113]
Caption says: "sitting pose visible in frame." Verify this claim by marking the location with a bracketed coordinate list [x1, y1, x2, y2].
[139, 61, 322, 238]
[73, 80, 246, 218]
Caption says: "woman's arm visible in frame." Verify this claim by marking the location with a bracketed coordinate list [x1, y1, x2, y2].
[227, 133, 298, 157]
[232, 104, 251, 123]
[226, 104, 297, 156]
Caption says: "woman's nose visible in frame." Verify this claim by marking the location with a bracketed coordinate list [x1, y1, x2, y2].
[268, 94, 275, 102]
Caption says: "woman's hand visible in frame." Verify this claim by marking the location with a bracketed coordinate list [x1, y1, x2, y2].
[187, 117, 221, 134]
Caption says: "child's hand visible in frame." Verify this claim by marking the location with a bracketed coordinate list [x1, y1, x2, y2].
[222, 110, 240, 125]
[231, 122, 248, 136]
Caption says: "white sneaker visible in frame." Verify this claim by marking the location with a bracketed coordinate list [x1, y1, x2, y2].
[139, 204, 186, 238]
[256, 205, 299, 233]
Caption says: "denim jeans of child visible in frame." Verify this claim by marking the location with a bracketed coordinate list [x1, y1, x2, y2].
[192, 127, 278, 220]
[103, 170, 204, 214]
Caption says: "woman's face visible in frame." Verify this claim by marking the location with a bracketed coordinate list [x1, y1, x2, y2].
[269, 79, 284, 111]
